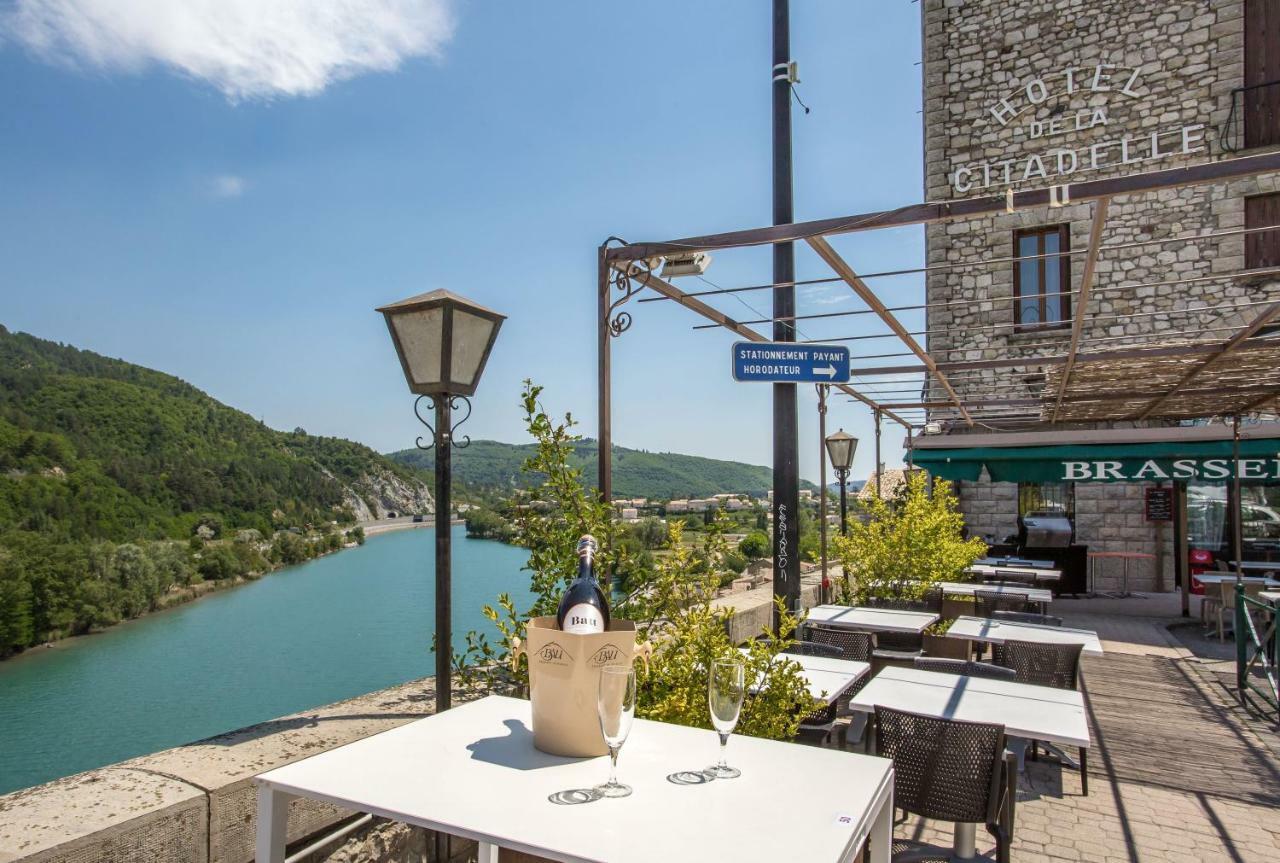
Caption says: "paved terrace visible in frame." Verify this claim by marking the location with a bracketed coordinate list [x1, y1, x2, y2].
[897, 594, 1280, 863]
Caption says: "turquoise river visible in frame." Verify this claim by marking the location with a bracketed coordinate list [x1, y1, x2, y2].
[0, 525, 531, 795]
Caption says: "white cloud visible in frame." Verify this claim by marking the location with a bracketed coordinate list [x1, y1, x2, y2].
[3, 0, 456, 100]
[209, 175, 247, 198]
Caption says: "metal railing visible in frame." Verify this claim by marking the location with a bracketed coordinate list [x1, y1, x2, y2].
[1235, 584, 1279, 723]
[1220, 79, 1280, 153]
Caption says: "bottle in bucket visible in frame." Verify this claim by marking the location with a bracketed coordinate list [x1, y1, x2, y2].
[556, 534, 610, 634]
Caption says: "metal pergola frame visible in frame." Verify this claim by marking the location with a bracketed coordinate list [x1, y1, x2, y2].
[597, 150, 1280, 622]
[598, 150, 1280, 505]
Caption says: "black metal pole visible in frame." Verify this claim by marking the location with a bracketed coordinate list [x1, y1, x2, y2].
[838, 469, 848, 537]
[772, 0, 800, 622]
[435, 397, 452, 712]
[1232, 415, 1243, 586]
[874, 409, 883, 499]
[817, 385, 829, 604]
[597, 246, 612, 516]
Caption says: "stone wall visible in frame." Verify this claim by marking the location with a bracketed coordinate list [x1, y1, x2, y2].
[921, 0, 1280, 590]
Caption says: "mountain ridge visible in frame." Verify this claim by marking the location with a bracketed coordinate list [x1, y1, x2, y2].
[389, 438, 818, 500]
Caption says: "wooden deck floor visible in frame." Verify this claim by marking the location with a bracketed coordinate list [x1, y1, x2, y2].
[1082, 652, 1280, 808]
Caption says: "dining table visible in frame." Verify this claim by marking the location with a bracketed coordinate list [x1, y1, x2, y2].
[744, 648, 871, 704]
[255, 694, 896, 863]
[965, 563, 1062, 583]
[945, 615, 1104, 656]
[848, 666, 1090, 858]
[937, 581, 1054, 605]
[804, 604, 939, 634]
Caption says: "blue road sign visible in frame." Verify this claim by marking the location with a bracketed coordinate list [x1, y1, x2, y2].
[732, 341, 851, 383]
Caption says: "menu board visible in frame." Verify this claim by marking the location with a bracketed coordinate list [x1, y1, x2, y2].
[1144, 486, 1173, 522]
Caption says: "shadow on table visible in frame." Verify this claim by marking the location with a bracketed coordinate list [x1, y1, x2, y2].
[467, 719, 587, 771]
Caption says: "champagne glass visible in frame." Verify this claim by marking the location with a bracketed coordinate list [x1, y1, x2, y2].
[595, 665, 637, 798]
[705, 658, 746, 779]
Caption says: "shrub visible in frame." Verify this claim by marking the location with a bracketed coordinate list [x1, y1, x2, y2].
[454, 382, 817, 741]
[738, 531, 769, 560]
[832, 472, 985, 604]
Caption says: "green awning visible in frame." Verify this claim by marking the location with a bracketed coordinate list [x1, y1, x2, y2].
[912, 438, 1280, 483]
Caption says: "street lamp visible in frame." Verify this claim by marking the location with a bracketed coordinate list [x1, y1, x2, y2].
[378, 289, 505, 712]
[825, 428, 858, 537]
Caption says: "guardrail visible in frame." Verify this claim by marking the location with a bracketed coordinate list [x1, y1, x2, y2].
[1235, 584, 1279, 723]
[1220, 79, 1280, 153]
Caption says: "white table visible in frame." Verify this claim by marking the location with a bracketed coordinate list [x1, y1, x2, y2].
[945, 615, 1104, 656]
[1260, 591, 1280, 605]
[747, 650, 871, 704]
[805, 605, 939, 634]
[254, 695, 895, 863]
[1230, 560, 1280, 574]
[937, 582, 1054, 605]
[849, 666, 1090, 857]
[966, 563, 1062, 583]
[1193, 573, 1280, 589]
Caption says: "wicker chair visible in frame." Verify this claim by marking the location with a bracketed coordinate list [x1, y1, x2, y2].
[913, 656, 1017, 680]
[992, 638, 1088, 794]
[872, 706, 1016, 863]
[983, 570, 1038, 586]
[800, 625, 877, 746]
[974, 589, 1034, 619]
[802, 623, 876, 662]
[991, 610, 1063, 627]
[783, 643, 844, 743]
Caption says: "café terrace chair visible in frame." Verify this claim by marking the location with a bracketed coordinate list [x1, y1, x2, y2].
[872, 706, 1016, 863]
[1210, 580, 1267, 641]
[974, 589, 1034, 620]
[991, 610, 1064, 627]
[912, 656, 1017, 681]
[801, 624, 876, 746]
[784, 642, 845, 745]
[992, 638, 1088, 795]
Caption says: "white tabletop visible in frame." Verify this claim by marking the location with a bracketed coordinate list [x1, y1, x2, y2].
[255, 695, 894, 863]
[1192, 573, 1280, 588]
[805, 605, 939, 634]
[966, 564, 1062, 582]
[937, 582, 1054, 604]
[1230, 560, 1280, 573]
[945, 615, 1104, 656]
[1259, 591, 1280, 605]
[745, 650, 871, 705]
[848, 667, 1090, 749]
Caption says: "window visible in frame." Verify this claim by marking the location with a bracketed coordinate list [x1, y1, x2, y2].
[1013, 225, 1071, 330]
[1246, 193, 1280, 270]
[1018, 482, 1075, 521]
[1245, 0, 1280, 149]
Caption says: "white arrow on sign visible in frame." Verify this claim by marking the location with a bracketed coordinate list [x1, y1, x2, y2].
[814, 365, 837, 378]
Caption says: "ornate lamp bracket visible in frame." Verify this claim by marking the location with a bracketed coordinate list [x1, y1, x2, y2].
[607, 258, 652, 338]
[413, 394, 473, 451]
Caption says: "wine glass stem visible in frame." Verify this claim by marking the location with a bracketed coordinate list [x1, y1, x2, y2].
[608, 745, 619, 786]
[718, 732, 730, 768]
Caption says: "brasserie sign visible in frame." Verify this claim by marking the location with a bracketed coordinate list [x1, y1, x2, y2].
[1062, 458, 1280, 482]
[952, 63, 1207, 194]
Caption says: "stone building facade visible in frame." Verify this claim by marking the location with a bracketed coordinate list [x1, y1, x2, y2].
[921, 0, 1280, 591]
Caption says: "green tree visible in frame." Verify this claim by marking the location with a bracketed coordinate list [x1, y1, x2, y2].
[0, 549, 34, 655]
[738, 531, 769, 560]
[197, 544, 243, 581]
[832, 472, 985, 603]
[454, 382, 816, 741]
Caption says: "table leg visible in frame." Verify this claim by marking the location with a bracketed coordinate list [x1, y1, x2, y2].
[255, 784, 295, 863]
[477, 840, 499, 863]
[953, 822, 977, 859]
[866, 780, 893, 863]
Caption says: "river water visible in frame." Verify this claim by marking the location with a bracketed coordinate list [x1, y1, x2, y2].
[0, 526, 531, 795]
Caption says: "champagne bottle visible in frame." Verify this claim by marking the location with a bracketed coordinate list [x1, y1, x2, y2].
[556, 534, 610, 634]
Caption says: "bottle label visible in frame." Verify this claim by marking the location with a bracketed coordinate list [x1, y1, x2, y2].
[563, 603, 605, 634]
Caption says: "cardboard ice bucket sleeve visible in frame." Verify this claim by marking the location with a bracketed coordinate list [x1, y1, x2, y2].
[511, 616, 650, 757]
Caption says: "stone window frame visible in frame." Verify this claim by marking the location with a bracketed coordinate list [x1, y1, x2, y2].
[1012, 224, 1072, 332]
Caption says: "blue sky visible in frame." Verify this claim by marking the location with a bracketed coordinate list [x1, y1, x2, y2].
[0, 0, 926, 484]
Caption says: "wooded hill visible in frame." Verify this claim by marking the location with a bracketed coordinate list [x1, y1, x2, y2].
[0, 325, 429, 655]
[390, 438, 817, 500]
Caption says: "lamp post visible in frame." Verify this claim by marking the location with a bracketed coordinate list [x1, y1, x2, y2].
[377, 290, 505, 713]
[825, 429, 858, 537]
